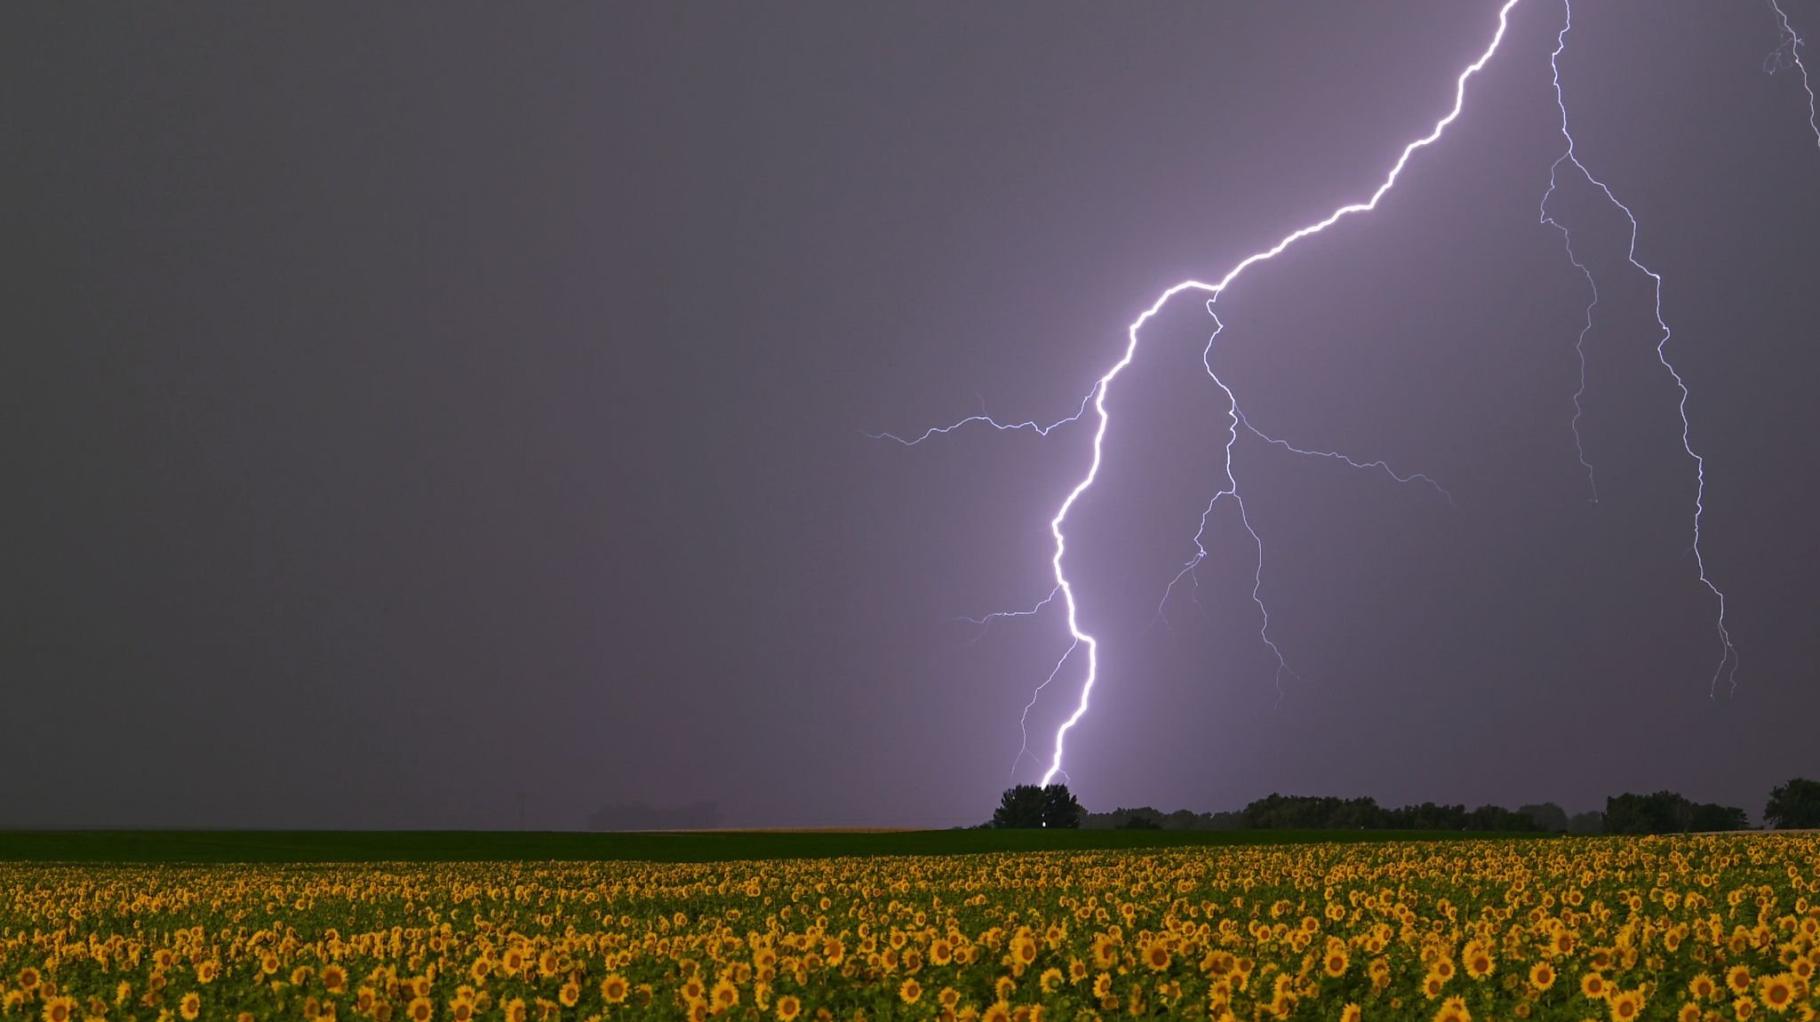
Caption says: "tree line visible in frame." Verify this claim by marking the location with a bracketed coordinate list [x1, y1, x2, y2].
[987, 777, 1820, 833]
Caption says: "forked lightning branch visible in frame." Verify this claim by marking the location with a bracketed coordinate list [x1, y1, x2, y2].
[876, 0, 1815, 785]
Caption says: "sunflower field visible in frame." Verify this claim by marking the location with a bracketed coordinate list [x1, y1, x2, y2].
[3, 834, 1817, 1022]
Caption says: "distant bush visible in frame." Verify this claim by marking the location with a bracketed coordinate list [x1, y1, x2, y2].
[1765, 777, 1820, 829]
[1567, 811, 1606, 835]
[1238, 794, 1541, 832]
[1082, 807, 1243, 831]
[1039, 789, 1767, 837]
[1517, 803, 1570, 833]
[1605, 791, 1749, 834]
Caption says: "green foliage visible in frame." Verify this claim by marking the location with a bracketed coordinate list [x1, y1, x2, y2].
[1605, 791, 1750, 834]
[1765, 777, 1820, 829]
[992, 785, 1047, 828]
[1237, 794, 1541, 832]
[1566, 810, 1606, 835]
[1084, 806, 1245, 830]
[1040, 784, 1084, 829]
[993, 784, 1084, 829]
[1517, 802, 1569, 832]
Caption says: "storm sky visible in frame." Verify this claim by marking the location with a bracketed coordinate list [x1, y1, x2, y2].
[5, 1, 1817, 829]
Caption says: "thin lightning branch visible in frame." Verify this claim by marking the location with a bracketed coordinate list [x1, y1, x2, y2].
[956, 586, 1061, 643]
[1010, 638, 1078, 780]
[1767, 0, 1820, 149]
[1200, 313, 1298, 706]
[1236, 410, 1457, 506]
[1551, 0, 1739, 696]
[1155, 494, 1224, 627]
[1233, 492, 1296, 705]
[1538, 153, 1602, 502]
[1036, 0, 1524, 785]
[869, 387, 1095, 446]
[957, 586, 1060, 626]
[1193, 319, 1303, 704]
[1156, 311, 1447, 632]
[1155, 321, 1251, 630]
[1152, 496, 1301, 701]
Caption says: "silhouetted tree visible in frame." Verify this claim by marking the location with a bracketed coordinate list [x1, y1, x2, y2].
[1603, 791, 1747, 834]
[1390, 802, 1471, 830]
[1244, 794, 1387, 829]
[993, 784, 1082, 828]
[1689, 802, 1749, 832]
[1466, 804, 1540, 832]
[1235, 794, 1547, 832]
[1083, 807, 1162, 830]
[1766, 778, 1820, 829]
[1567, 811, 1605, 835]
[1518, 802, 1570, 833]
[992, 785, 1046, 829]
[1329, 798, 1389, 830]
[1165, 809, 1206, 830]
[1605, 792, 1691, 834]
[1041, 784, 1084, 829]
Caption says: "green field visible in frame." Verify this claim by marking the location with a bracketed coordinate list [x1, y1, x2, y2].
[0, 826, 1546, 863]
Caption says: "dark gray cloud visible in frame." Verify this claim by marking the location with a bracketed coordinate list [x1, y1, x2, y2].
[4, 1, 1816, 829]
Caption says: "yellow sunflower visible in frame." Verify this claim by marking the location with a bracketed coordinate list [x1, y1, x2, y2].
[599, 974, 628, 1005]
[1530, 962, 1556, 991]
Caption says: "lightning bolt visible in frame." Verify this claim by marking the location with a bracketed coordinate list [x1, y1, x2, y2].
[1031, 0, 1525, 785]
[879, 1, 1514, 784]
[877, 0, 1754, 787]
[1767, 0, 1820, 150]
[1546, 0, 1739, 696]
